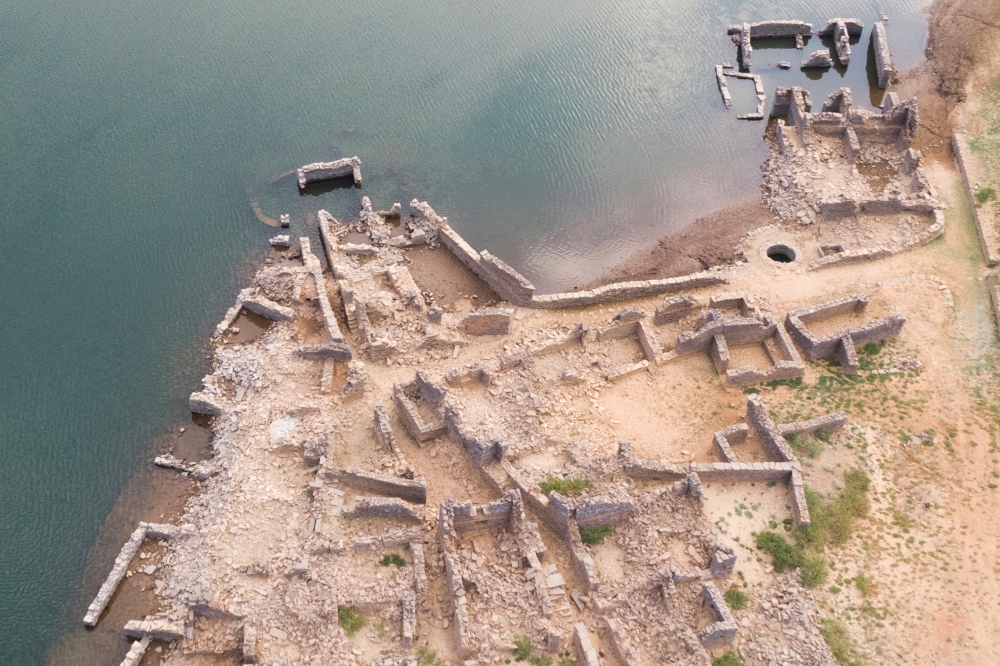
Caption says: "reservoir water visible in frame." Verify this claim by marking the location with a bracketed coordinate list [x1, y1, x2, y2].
[0, 0, 926, 662]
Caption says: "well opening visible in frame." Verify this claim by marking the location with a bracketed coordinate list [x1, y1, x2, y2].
[766, 244, 797, 263]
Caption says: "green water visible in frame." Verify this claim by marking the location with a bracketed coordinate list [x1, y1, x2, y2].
[0, 0, 926, 662]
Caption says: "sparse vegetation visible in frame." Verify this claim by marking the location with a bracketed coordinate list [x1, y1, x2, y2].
[417, 644, 441, 665]
[713, 651, 743, 666]
[788, 432, 823, 458]
[976, 186, 996, 204]
[799, 556, 830, 588]
[379, 553, 406, 568]
[820, 618, 863, 665]
[557, 652, 577, 666]
[754, 531, 828, 587]
[579, 525, 613, 545]
[338, 605, 365, 636]
[513, 636, 534, 661]
[854, 571, 872, 597]
[755, 531, 803, 573]
[796, 469, 871, 548]
[723, 587, 748, 610]
[540, 475, 592, 497]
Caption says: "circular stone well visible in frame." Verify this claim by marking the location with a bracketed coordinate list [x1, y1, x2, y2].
[766, 244, 797, 263]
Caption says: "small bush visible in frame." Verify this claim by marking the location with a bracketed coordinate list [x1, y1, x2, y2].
[557, 652, 578, 666]
[800, 555, 830, 588]
[820, 618, 862, 665]
[755, 531, 804, 572]
[513, 636, 534, 661]
[579, 525, 613, 545]
[976, 187, 996, 205]
[531, 656, 553, 666]
[724, 587, 748, 610]
[417, 644, 441, 666]
[855, 571, 872, 597]
[796, 470, 871, 548]
[788, 432, 823, 458]
[540, 475, 592, 497]
[860, 342, 882, 356]
[379, 553, 406, 568]
[338, 605, 365, 636]
[713, 651, 743, 666]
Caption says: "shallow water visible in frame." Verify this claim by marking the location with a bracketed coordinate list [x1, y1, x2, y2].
[0, 0, 927, 662]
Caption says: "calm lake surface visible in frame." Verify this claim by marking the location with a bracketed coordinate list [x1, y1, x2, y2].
[0, 0, 926, 662]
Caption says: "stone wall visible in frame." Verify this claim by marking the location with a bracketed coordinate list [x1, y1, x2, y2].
[462, 307, 514, 336]
[84, 522, 182, 626]
[653, 294, 698, 324]
[785, 295, 907, 369]
[602, 617, 644, 666]
[871, 23, 892, 89]
[300, 237, 345, 343]
[699, 581, 737, 647]
[574, 494, 636, 529]
[443, 402, 507, 466]
[531, 272, 726, 309]
[297, 156, 362, 189]
[953, 133, 1000, 266]
[746, 394, 796, 462]
[393, 382, 447, 443]
[573, 622, 601, 666]
[346, 496, 423, 523]
[327, 468, 427, 504]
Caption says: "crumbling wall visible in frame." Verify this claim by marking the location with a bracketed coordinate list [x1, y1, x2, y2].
[326, 468, 427, 504]
[346, 496, 422, 522]
[532, 272, 726, 309]
[699, 581, 737, 647]
[871, 23, 893, 89]
[785, 294, 907, 370]
[443, 402, 507, 466]
[297, 156, 362, 189]
[394, 382, 447, 443]
[84, 522, 182, 626]
[953, 133, 1000, 266]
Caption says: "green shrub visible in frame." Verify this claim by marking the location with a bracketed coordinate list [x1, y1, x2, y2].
[796, 469, 871, 548]
[579, 525, 613, 545]
[854, 571, 872, 597]
[788, 432, 823, 458]
[379, 553, 406, 568]
[800, 555, 830, 588]
[531, 656, 553, 666]
[861, 342, 882, 356]
[513, 636, 534, 661]
[723, 587, 748, 610]
[540, 475, 592, 497]
[713, 651, 742, 666]
[417, 644, 441, 666]
[820, 618, 862, 665]
[557, 652, 578, 666]
[755, 531, 804, 572]
[338, 605, 365, 636]
[976, 187, 996, 204]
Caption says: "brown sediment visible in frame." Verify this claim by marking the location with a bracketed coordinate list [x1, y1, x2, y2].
[591, 197, 778, 286]
[249, 196, 280, 227]
[895, 0, 1000, 160]
[220, 309, 271, 347]
[47, 425, 199, 666]
[403, 244, 498, 308]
